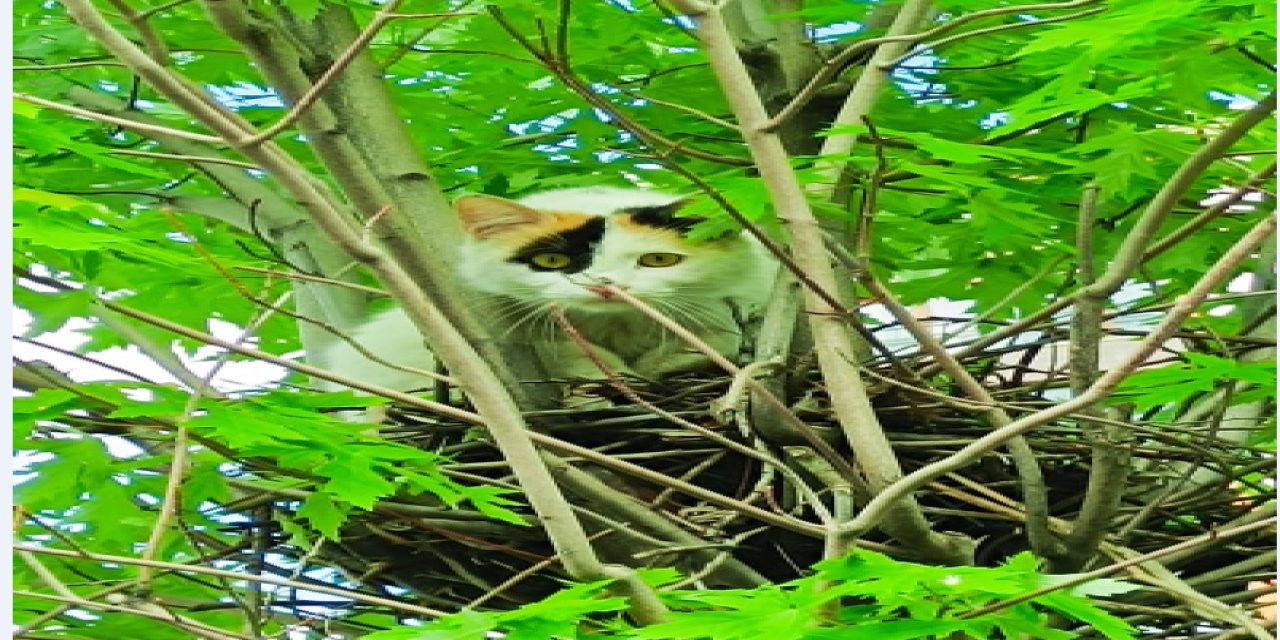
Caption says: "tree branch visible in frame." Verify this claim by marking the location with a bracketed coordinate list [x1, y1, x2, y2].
[1060, 182, 1136, 571]
[841, 213, 1276, 537]
[659, 0, 974, 564]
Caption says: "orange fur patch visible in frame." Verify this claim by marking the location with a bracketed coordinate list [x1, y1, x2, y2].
[481, 210, 601, 252]
[613, 213, 738, 251]
[456, 195, 598, 245]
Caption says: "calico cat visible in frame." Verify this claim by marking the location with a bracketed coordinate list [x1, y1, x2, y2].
[320, 186, 778, 391]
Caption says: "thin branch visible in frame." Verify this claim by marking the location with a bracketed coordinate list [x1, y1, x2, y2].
[15, 60, 129, 70]
[17, 551, 78, 600]
[1146, 160, 1278, 259]
[106, 149, 260, 168]
[550, 307, 834, 525]
[14, 93, 225, 143]
[96, 307, 220, 395]
[15, 336, 160, 384]
[525, 430, 824, 538]
[601, 284, 869, 491]
[16, 591, 249, 640]
[234, 266, 387, 296]
[764, 0, 1107, 131]
[1070, 183, 1104, 394]
[1060, 182, 1135, 571]
[14, 545, 450, 618]
[104, 0, 171, 64]
[882, 7, 1107, 69]
[99, 299, 479, 423]
[135, 0, 197, 20]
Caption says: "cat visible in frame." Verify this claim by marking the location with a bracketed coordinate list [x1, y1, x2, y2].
[319, 186, 779, 392]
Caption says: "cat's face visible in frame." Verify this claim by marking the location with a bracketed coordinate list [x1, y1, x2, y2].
[453, 194, 761, 316]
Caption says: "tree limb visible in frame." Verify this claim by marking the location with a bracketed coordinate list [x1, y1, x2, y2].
[665, 0, 972, 564]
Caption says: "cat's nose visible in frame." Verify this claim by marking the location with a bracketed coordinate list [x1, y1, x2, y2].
[585, 284, 627, 299]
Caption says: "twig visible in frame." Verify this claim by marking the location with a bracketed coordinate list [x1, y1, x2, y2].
[141, 285, 291, 586]
[16, 591, 249, 640]
[882, 7, 1107, 69]
[98, 299, 478, 423]
[600, 284, 866, 490]
[526, 430, 824, 538]
[551, 308, 834, 525]
[106, 149, 259, 168]
[14, 93, 225, 143]
[96, 307, 219, 396]
[17, 551, 78, 599]
[1146, 160, 1278, 259]
[15, 60, 129, 70]
[234, 266, 388, 296]
[764, 0, 1106, 132]
[14, 544, 450, 618]
[14, 336, 160, 384]
[135, 0, 196, 20]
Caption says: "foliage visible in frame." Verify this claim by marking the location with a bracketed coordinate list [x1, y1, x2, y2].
[364, 551, 1137, 640]
[11, 0, 1275, 638]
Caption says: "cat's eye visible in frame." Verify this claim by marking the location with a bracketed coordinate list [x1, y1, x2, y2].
[529, 252, 573, 269]
[637, 252, 684, 268]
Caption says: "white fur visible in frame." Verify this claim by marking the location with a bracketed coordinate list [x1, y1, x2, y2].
[320, 187, 778, 390]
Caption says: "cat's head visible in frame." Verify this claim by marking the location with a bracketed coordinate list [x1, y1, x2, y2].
[452, 187, 771, 315]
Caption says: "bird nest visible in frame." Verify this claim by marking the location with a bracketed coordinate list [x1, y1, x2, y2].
[286, 338, 1275, 632]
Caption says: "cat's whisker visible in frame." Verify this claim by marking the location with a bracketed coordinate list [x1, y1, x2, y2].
[501, 304, 554, 338]
[653, 297, 721, 329]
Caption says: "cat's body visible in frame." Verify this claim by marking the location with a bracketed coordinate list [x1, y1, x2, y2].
[320, 186, 778, 391]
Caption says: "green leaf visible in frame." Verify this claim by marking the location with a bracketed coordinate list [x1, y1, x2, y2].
[296, 492, 349, 541]
[365, 610, 497, 640]
[802, 619, 971, 639]
[1040, 592, 1139, 640]
[1113, 353, 1278, 410]
[315, 455, 398, 510]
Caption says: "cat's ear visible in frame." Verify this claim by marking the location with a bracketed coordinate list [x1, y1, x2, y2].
[455, 195, 542, 239]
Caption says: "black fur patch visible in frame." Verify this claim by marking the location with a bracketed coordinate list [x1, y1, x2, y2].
[622, 201, 704, 233]
[508, 216, 607, 273]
